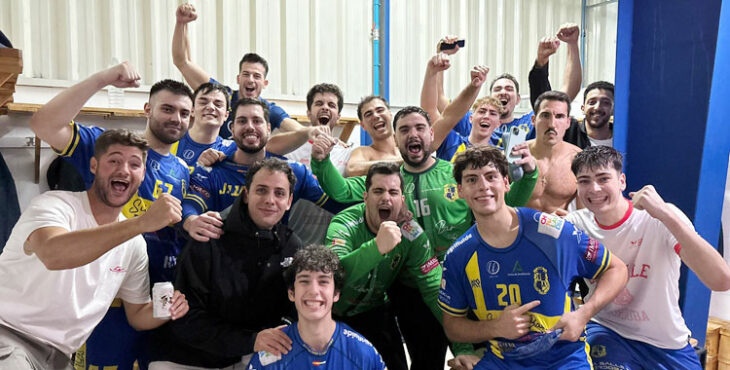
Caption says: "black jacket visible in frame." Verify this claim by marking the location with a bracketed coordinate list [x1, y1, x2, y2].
[150, 195, 302, 368]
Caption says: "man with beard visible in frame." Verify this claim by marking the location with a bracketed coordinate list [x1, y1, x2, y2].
[181, 98, 344, 242]
[311, 106, 538, 369]
[0, 130, 189, 370]
[344, 96, 402, 176]
[525, 91, 582, 214]
[324, 162, 443, 370]
[29, 61, 193, 370]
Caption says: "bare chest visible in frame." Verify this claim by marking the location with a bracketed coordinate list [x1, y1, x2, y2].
[527, 156, 577, 212]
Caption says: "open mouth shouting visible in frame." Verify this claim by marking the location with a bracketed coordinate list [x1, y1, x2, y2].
[317, 112, 331, 126]
[406, 139, 423, 157]
[378, 206, 392, 222]
[110, 178, 130, 196]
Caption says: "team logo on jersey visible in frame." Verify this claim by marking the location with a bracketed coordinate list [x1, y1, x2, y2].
[182, 149, 195, 160]
[487, 261, 500, 275]
[590, 345, 607, 358]
[533, 266, 550, 294]
[537, 213, 564, 239]
[404, 182, 415, 194]
[149, 159, 161, 171]
[390, 253, 402, 270]
[443, 183, 459, 202]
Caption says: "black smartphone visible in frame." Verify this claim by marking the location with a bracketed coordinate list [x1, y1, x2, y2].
[439, 39, 465, 51]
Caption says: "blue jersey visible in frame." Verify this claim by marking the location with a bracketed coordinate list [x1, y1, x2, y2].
[209, 77, 290, 138]
[171, 132, 237, 172]
[439, 208, 612, 369]
[182, 153, 342, 222]
[247, 322, 386, 370]
[454, 111, 473, 137]
[437, 130, 472, 162]
[490, 112, 535, 148]
[57, 122, 189, 283]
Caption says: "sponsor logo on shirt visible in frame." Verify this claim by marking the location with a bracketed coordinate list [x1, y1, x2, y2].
[583, 238, 600, 263]
[420, 257, 439, 275]
[507, 260, 531, 277]
[109, 266, 127, 273]
[533, 266, 550, 294]
[401, 220, 423, 241]
[443, 183, 459, 202]
[331, 238, 346, 247]
[182, 149, 195, 160]
[537, 213, 564, 239]
[613, 287, 634, 305]
[190, 184, 211, 200]
[149, 160, 161, 171]
[487, 260, 500, 275]
[258, 351, 281, 365]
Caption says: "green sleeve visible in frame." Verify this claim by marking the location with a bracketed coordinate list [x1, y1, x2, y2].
[402, 231, 443, 322]
[325, 219, 384, 283]
[505, 166, 538, 207]
[311, 156, 366, 203]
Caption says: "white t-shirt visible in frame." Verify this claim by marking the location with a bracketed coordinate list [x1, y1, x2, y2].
[286, 141, 353, 175]
[589, 136, 613, 147]
[0, 191, 150, 355]
[566, 201, 692, 349]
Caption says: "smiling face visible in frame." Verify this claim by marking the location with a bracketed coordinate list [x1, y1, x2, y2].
[232, 103, 270, 154]
[490, 78, 520, 119]
[307, 92, 341, 128]
[582, 88, 614, 130]
[288, 270, 339, 323]
[146, 90, 192, 144]
[89, 144, 146, 208]
[363, 173, 405, 232]
[394, 112, 434, 169]
[193, 89, 229, 130]
[457, 163, 510, 217]
[360, 98, 394, 140]
[245, 168, 293, 230]
[533, 99, 570, 146]
[576, 165, 626, 217]
[469, 102, 501, 141]
[237, 62, 269, 99]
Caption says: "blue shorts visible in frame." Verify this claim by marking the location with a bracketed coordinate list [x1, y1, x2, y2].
[586, 322, 701, 370]
[474, 339, 592, 370]
[74, 301, 149, 370]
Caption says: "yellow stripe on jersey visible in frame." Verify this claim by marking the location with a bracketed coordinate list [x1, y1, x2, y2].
[184, 193, 209, 213]
[170, 141, 180, 156]
[56, 121, 80, 157]
[450, 143, 469, 163]
[314, 193, 329, 207]
[466, 251, 488, 320]
[438, 301, 469, 317]
[591, 251, 612, 280]
[122, 192, 152, 219]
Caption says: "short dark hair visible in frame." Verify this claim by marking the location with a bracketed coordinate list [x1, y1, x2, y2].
[365, 162, 404, 192]
[571, 145, 623, 175]
[306, 83, 344, 113]
[246, 158, 296, 194]
[193, 82, 231, 111]
[232, 98, 270, 126]
[534, 90, 571, 115]
[94, 129, 149, 160]
[149, 79, 194, 103]
[284, 244, 344, 293]
[392, 106, 431, 130]
[357, 95, 389, 120]
[583, 81, 615, 103]
[239, 53, 269, 76]
[452, 146, 508, 184]
[489, 73, 520, 94]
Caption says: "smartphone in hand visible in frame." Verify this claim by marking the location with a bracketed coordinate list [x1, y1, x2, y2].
[502, 126, 528, 182]
[439, 39, 465, 51]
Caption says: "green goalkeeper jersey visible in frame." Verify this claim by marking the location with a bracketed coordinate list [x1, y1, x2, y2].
[312, 157, 537, 260]
[326, 203, 441, 318]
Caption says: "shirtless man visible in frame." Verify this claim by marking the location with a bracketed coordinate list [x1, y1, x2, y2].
[345, 96, 402, 177]
[526, 91, 581, 213]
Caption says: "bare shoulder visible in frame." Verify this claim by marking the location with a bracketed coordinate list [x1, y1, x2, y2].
[350, 145, 373, 160]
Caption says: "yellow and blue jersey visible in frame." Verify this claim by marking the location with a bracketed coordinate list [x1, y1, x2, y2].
[171, 132, 237, 172]
[182, 154, 345, 223]
[56, 122, 190, 284]
[247, 322, 386, 369]
[439, 208, 612, 368]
